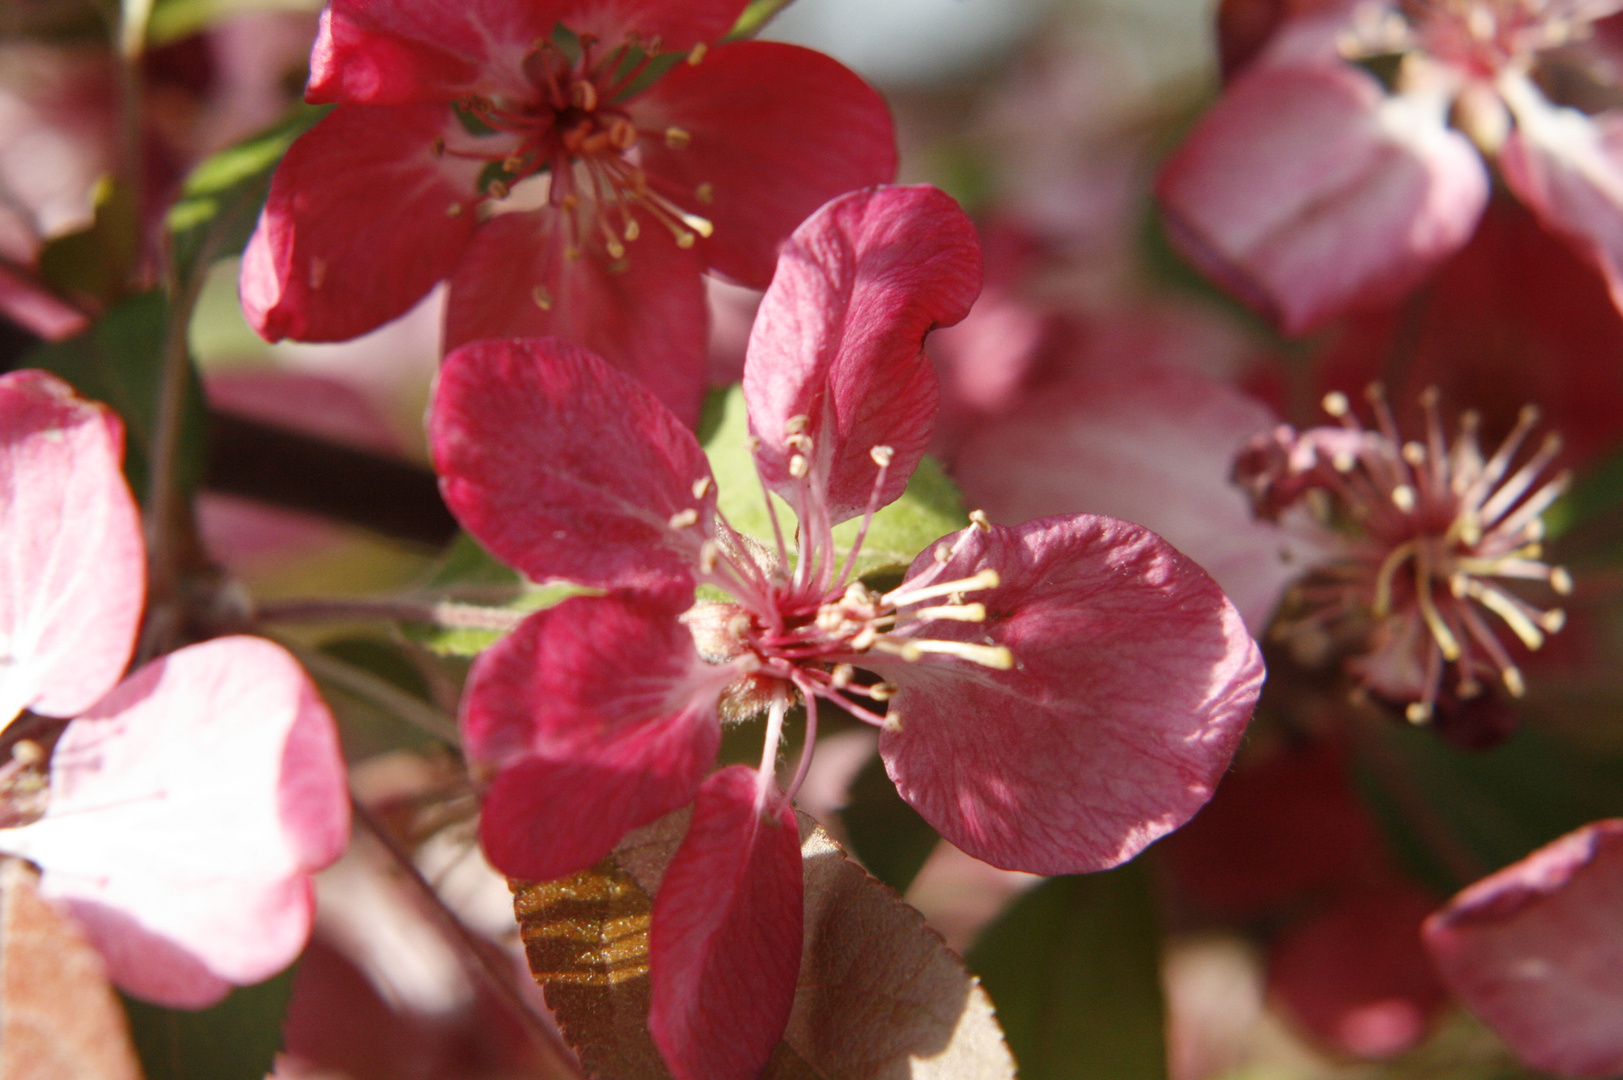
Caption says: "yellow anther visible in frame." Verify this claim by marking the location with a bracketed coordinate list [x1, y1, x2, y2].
[830, 664, 854, 689]
[1504, 667, 1527, 697]
[869, 682, 897, 701]
[1402, 442, 1425, 466]
[969, 509, 993, 533]
[446, 202, 463, 217]
[569, 80, 598, 110]
[914, 603, 987, 623]
[785, 416, 811, 435]
[883, 709, 903, 733]
[692, 477, 712, 500]
[898, 639, 1015, 670]
[1541, 608, 1567, 634]
[675, 230, 696, 249]
[1323, 391, 1350, 417]
[531, 286, 553, 311]
[668, 508, 699, 529]
[688, 42, 707, 64]
[870, 445, 895, 467]
[10, 740, 42, 766]
[933, 544, 951, 564]
[699, 540, 720, 573]
[624, 219, 640, 241]
[605, 237, 625, 258]
[664, 126, 692, 149]
[887, 569, 1000, 607]
[1406, 701, 1431, 723]
[1392, 485, 1416, 513]
[789, 455, 809, 479]
[681, 212, 714, 238]
[696, 182, 715, 204]
[1331, 451, 1357, 473]
[1551, 566, 1574, 595]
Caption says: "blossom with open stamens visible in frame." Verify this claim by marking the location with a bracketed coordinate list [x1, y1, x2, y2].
[241, 0, 895, 422]
[1234, 384, 1573, 734]
[430, 186, 1264, 1080]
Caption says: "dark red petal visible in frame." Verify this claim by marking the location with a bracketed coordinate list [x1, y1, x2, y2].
[443, 208, 709, 425]
[307, 0, 557, 104]
[649, 766, 802, 1080]
[432, 338, 715, 592]
[1424, 821, 1623, 1078]
[3, 636, 349, 1007]
[464, 596, 729, 879]
[744, 186, 981, 525]
[875, 515, 1264, 875]
[1270, 885, 1448, 1059]
[1157, 62, 1486, 333]
[556, 0, 750, 53]
[0, 370, 143, 728]
[240, 104, 479, 343]
[634, 40, 897, 288]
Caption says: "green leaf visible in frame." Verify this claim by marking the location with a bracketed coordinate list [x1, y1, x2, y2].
[167, 103, 330, 285]
[725, 0, 796, 40]
[146, 0, 319, 46]
[1354, 720, 1623, 895]
[968, 863, 1167, 1080]
[23, 290, 207, 501]
[701, 383, 967, 580]
[839, 750, 939, 894]
[123, 966, 297, 1080]
[39, 177, 140, 307]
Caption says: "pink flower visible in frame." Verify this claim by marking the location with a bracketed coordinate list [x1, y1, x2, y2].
[1158, 0, 1623, 332]
[1423, 819, 1623, 1078]
[241, 0, 896, 423]
[429, 185, 1265, 1080]
[1233, 385, 1571, 742]
[0, 369, 350, 1007]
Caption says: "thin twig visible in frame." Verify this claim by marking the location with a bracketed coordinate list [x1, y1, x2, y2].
[257, 596, 529, 633]
[350, 797, 584, 1080]
[278, 639, 463, 746]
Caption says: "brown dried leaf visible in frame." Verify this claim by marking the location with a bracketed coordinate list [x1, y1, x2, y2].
[512, 810, 1014, 1080]
[0, 858, 142, 1080]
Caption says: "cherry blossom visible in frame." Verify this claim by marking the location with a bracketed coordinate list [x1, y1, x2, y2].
[1158, 0, 1623, 332]
[241, 0, 896, 423]
[0, 369, 349, 1008]
[430, 185, 1264, 1080]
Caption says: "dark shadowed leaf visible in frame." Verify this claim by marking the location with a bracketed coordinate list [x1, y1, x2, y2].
[968, 863, 1167, 1080]
[840, 750, 940, 894]
[513, 810, 1014, 1080]
[0, 859, 142, 1080]
[123, 966, 297, 1080]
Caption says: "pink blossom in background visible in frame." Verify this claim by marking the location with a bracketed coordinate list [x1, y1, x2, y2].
[0, 368, 350, 1008]
[1158, 0, 1623, 333]
[430, 185, 1264, 1080]
[242, 0, 897, 423]
[1424, 819, 1623, 1078]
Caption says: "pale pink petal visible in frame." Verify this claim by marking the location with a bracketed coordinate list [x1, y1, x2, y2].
[744, 186, 981, 524]
[462, 594, 731, 880]
[0, 262, 87, 341]
[0, 636, 349, 1007]
[633, 40, 897, 289]
[240, 104, 480, 343]
[1158, 62, 1487, 333]
[0, 370, 142, 729]
[950, 362, 1331, 633]
[442, 207, 709, 425]
[1423, 820, 1623, 1078]
[874, 516, 1264, 875]
[1500, 86, 1623, 318]
[649, 766, 802, 1080]
[431, 337, 715, 593]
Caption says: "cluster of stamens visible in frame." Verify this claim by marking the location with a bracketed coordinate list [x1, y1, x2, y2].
[670, 418, 1015, 803]
[1240, 385, 1573, 723]
[434, 28, 715, 270]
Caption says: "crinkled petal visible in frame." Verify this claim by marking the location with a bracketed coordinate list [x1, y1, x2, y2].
[649, 766, 802, 1080]
[875, 516, 1264, 875]
[1157, 62, 1487, 333]
[307, 0, 557, 104]
[1500, 87, 1623, 319]
[1423, 820, 1623, 1078]
[241, 104, 480, 343]
[464, 596, 730, 880]
[951, 362, 1332, 633]
[0, 370, 142, 729]
[0, 636, 350, 1007]
[431, 337, 715, 592]
[744, 186, 981, 525]
[633, 40, 897, 289]
[443, 207, 709, 425]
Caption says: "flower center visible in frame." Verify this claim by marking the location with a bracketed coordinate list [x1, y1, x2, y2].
[1239, 385, 1572, 722]
[439, 27, 715, 263]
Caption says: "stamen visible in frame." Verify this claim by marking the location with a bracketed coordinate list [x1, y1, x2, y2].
[885, 568, 1000, 607]
[912, 603, 987, 622]
[687, 42, 707, 64]
[664, 126, 692, 148]
[789, 455, 809, 479]
[889, 638, 1015, 669]
[969, 509, 993, 533]
[531, 285, 553, 310]
[696, 182, 715, 204]
[692, 477, 712, 500]
[1323, 391, 1350, 418]
[668, 508, 698, 529]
